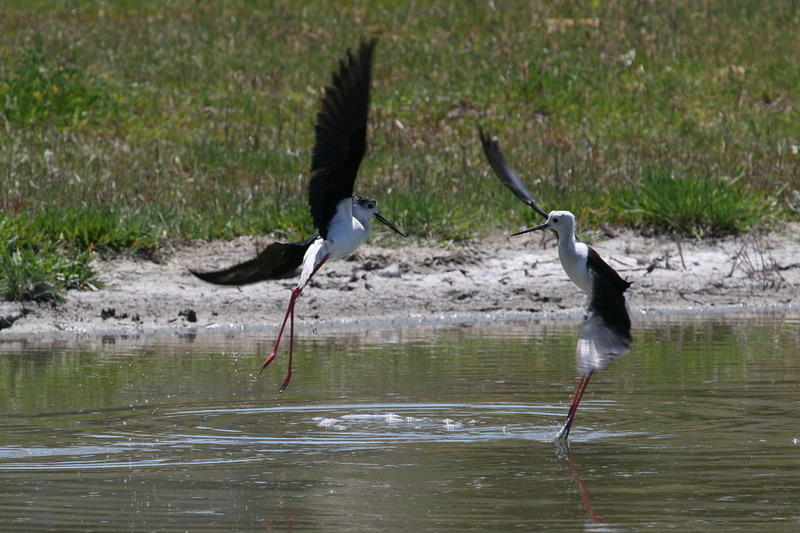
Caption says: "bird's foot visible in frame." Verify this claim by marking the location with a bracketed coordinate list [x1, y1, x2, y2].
[554, 439, 572, 459]
[278, 371, 292, 393]
[258, 352, 277, 374]
[556, 422, 572, 441]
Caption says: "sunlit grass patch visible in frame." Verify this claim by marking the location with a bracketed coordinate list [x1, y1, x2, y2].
[0, 241, 100, 303]
[615, 169, 774, 237]
[2, 208, 160, 256]
[1, 215, 104, 303]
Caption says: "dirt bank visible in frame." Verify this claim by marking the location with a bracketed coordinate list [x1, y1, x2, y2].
[1, 226, 799, 341]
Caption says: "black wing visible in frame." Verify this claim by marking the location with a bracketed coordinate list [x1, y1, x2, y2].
[478, 127, 548, 219]
[577, 247, 632, 373]
[308, 39, 376, 238]
[190, 238, 316, 286]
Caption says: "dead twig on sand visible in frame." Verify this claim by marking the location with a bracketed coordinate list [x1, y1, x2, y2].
[726, 234, 787, 290]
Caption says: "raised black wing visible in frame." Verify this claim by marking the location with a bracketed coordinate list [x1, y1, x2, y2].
[190, 238, 316, 286]
[308, 39, 376, 238]
[576, 247, 632, 373]
[479, 127, 548, 219]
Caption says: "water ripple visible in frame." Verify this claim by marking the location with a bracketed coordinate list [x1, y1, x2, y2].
[0, 402, 630, 471]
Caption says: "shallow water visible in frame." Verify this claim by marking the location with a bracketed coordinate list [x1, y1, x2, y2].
[1, 314, 799, 531]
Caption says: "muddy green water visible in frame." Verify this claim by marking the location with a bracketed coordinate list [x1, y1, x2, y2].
[1, 314, 799, 531]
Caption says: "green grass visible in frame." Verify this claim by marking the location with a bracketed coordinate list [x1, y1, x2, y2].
[0, 47, 120, 127]
[1, 1, 799, 301]
[0, 241, 99, 303]
[614, 169, 777, 237]
[2, 208, 160, 253]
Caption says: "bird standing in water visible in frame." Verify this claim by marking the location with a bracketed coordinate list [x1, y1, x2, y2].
[192, 39, 404, 391]
[479, 128, 631, 440]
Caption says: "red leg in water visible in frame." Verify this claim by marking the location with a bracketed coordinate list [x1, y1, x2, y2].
[557, 370, 595, 440]
[259, 287, 301, 374]
[279, 303, 295, 393]
[258, 255, 329, 392]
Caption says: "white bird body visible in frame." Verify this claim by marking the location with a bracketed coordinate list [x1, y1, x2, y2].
[480, 128, 632, 440]
[298, 197, 375, 288]
[326, 197, 373, 259]
[191, 40, 404, 392]
[558, 242, 591, 293]
[534, 210, 631, 369]
[550, 213, 592, 294]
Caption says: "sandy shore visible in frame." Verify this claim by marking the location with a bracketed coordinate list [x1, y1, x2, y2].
[1, 226, 799, 342]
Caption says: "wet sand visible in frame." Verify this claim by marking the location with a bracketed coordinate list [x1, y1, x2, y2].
[1, 226, 799, 341]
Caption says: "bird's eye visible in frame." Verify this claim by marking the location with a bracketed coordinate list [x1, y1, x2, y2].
[552, 217, 559, 223]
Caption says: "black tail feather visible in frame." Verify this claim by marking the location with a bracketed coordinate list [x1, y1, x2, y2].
[190, 237, 316, 286]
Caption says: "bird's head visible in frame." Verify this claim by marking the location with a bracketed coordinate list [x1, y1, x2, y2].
[512, 210, 576, 237]
[353, 195, 405, 237]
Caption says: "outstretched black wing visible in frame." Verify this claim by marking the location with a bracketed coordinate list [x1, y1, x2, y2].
[576, 247, 632, 373]
[190, 238, 316, 286]
[308, 39, 376, 238]
[479, 127, 548, 219]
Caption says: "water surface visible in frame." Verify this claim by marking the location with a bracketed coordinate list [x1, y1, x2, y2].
[1, 314, 799, 531]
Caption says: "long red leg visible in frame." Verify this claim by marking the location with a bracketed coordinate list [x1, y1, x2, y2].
[259, 255, 329, 391]
[557, 370, 595, 440]
[259, 287, 301, 373]
[279, 301, 295, 393]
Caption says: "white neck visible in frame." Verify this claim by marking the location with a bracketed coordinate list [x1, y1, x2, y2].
[351, 208, 372, 233]
[556, 230, 592, 293]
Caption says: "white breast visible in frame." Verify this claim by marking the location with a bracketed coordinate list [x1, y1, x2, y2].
[325, 198, 371, 260]
[558, 240, 592, 293]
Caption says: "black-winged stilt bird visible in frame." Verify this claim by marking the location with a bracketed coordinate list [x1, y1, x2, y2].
[479, 128, 632, 440]
[191, 39, 404, 391]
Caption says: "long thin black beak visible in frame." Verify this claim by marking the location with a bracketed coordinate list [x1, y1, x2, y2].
[511, 222, 549, 237]
[375, 213, 406, 237]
